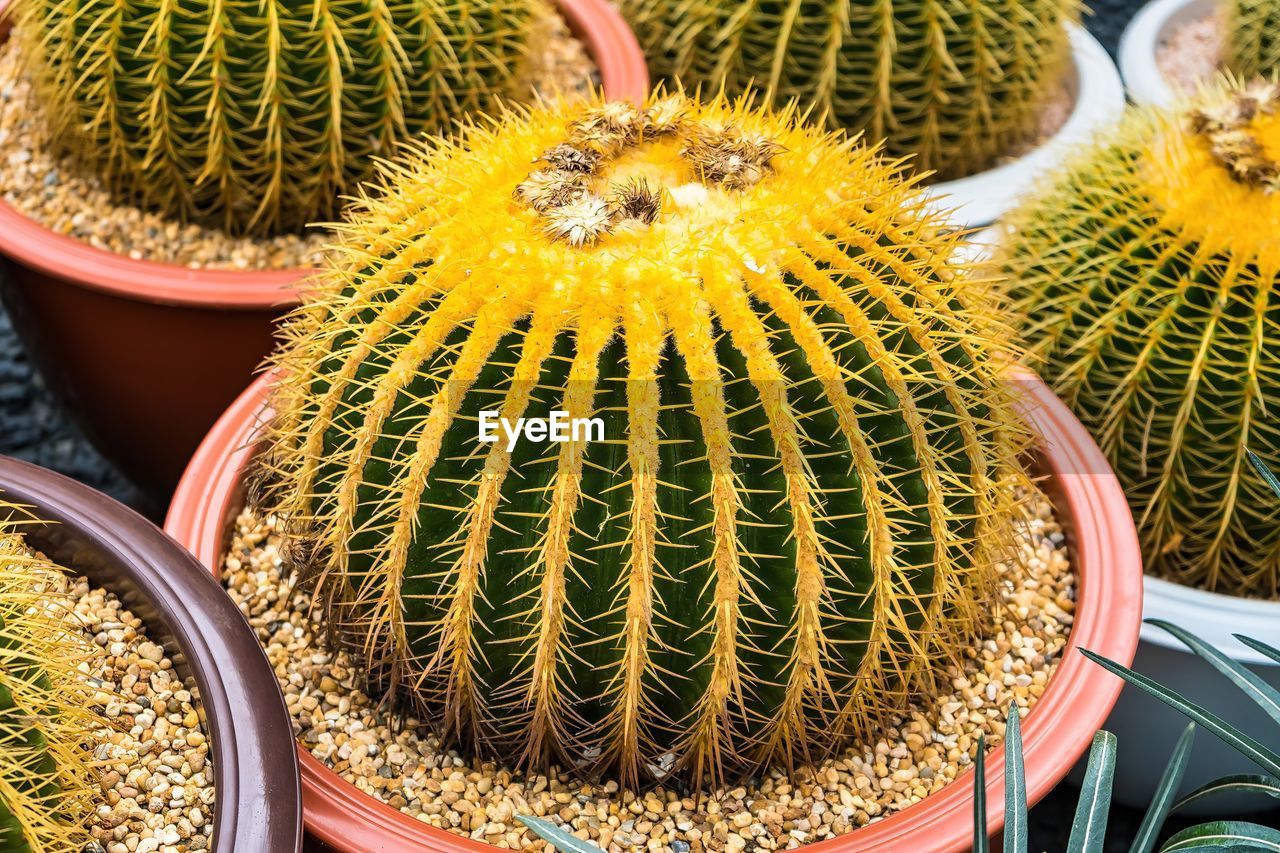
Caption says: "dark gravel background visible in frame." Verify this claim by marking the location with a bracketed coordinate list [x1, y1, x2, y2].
[2, 17, 1274, 851]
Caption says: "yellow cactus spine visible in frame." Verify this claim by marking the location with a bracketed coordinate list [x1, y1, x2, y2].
[1000, 77, 1280, 597]
[262, 93, 1031, 786]
[0, 510, 97, 853]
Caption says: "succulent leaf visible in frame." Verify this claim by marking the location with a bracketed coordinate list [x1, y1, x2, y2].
[1000, 78, 1280, 597]
[616, 0, 1077, 180]
[262, 93, 1031, 786]
[13, 0, 535, 235]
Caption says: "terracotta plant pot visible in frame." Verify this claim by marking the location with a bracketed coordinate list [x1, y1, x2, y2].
[0, 0, 649, 501]
[0, 454, 303, 852]
[164, 369, 1143, 853]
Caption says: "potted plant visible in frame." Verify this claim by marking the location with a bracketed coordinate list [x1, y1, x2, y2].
[1119, 0, 1278, 106]
[0, 454, 304, 851]
[996, 77, 1280, 813]
[0, 0, 649, 499]
[165, 91, 1143, 852]
[615, 0, 1123, 228]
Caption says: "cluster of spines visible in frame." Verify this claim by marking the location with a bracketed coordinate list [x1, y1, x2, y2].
[16, 0, 534, 235]
[1227, 0, 1280, 81]
[999, 83, 1280, 596]
[616, 0, 1077, 179]
[0, 509, 96, 853]
[261, 95, 1030, 787]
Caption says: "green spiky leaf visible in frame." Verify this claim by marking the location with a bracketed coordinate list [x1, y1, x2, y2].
[974, 733, 991, 853]
[1080, 649, 1280, 777]
[1161, 820, 1280, 851]
[1174, 774, 1280, 814]
[517, 815, 606, 852]
[1005, 705, 1028, 853]
[1067, 731, 1117, 853]
[1129, 723, 1196, 853]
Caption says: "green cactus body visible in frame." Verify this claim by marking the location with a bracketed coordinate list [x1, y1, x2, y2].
[15, 0, 534, 235]
[264, 94, 1029, 786]
[1226, 0, 1280, 80]
[1000, 80, 1280, 597]
[616, 0, 1076, 180]
[0, 522, 95, 853]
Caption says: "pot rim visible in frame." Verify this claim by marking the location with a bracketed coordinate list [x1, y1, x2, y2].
[0, 455, 304, 853]
[165, 368, 1143, 853]
[925, 25, 1124, 229]
[0, 0, 649, 310]
[1118, 0, 1218, 107]
[1141, 574, 1280, 666]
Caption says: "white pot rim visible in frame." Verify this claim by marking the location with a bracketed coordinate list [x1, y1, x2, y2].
[1119, 0, 1218, 107]
[926, 24, 1125, 229]
[1142, 573, 1280, 665]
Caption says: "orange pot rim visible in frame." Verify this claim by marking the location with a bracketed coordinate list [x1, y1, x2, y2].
[165, 367, 1143, 853]
[0, 0, 649, 310]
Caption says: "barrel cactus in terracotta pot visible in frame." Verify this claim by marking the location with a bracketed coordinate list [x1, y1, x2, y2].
[997, 77, 1280, 810]
[256, 90, 1041, 788]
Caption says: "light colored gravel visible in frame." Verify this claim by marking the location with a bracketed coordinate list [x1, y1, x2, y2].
[0, 10, 597, 272]
[1157, 14, 1223, 95]
[31, 571, 216, 853]
[222, 486, 1074, 852]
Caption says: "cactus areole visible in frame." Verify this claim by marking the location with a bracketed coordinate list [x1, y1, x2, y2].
[1003, 80, 1280, 598]
[262, 94, 1031, 787]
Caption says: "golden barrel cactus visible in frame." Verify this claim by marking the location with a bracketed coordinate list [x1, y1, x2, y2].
[263, 93, 1030, 785]
[1000, 79, 1280, 597]
[617, 0, 1077, 180]
[1227, 0, 1280, 80]
[0, 513, 96, 853]
[13, 0, 534, 235]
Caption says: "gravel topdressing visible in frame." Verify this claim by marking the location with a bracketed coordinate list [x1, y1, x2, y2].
[222, 486, 1075, 852]
[0, 7, 597, 272]
[1156, 13, 1222, 95]
[3, 563, 217, 853]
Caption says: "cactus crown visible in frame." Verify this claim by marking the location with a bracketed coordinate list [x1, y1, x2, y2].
[617, 0, 1077, 181]
[14, 0, 535, 236]
[1226, 0, 1280, 81]
[261, 93, 1030, 787]
[0, 510, 96, 853]
[1000, 78, 1280, 596]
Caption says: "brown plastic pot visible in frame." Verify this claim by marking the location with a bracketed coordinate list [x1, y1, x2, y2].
[0, 0, 648, 501]
[165, 368, 1143, 852]
[0, 455, 303, 852]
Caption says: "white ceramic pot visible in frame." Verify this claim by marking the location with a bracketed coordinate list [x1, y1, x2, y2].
[1119, 0, 1218, 106]
[925, 25, 1125, 229]
[1102, 575, 1280, 814]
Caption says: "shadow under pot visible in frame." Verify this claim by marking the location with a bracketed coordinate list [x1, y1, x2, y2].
[164, 369, 1144, 853]
[0, 455, 303, 853]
